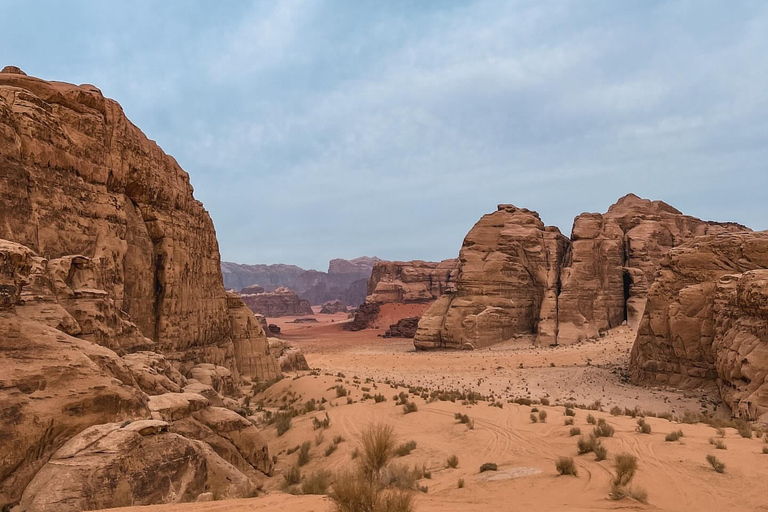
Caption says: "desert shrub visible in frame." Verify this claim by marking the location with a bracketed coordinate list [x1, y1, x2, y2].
[570, 427, 581, 436]
[531, 407, 539, 413]
[636, 418, 652, 434]
[706, 454, 725, 473]
[681, 410, 701, 424]
[514, 397, 533, 406]
[402, 401, 418, 414]
[709, 438, 727, 450]
[374, 394, 387, 403]
[302, 470, 333, 495]
[613, 454, 638, 487]
[657, 411, 673, 421]
[329, 469, 378, 512]
[624, 407, 639, 418]
[455, 413, 472, 424]
[382, 463, 422, 490]
[564, 418, 575, 426]
[313, 413, 331, 430]
[284, 465, 301, 486]
[287, 444, 300, 455]
[594, 419, 615, 438]
[734, 419, 752, 439]
[555, 457, 577, 476]
[610, 406, 623, 416]
[334, 435, 345, 444]
[577, 435, 596, 454]
[564, 407, 576, 417]
[316, 432, 325, 446]
[479, 462, 497, 473]
[610, 483, 648, 504]
[715, 427, 726, 438]
[593, 442, 608, 461]
[298, 441, 312, 466]
[333, 385, 348, 398]
[304, 399, 317, 413]
[446, 455, 459, 468]
[586, 414, 596, 425]
[530, 413, 539, 423]
[762, 447, 768, 454]
[275, 412, 292, 436]
[540, 398, 550, 406]
[457, 478, 465, 488]
[539, 410, 548, 423]
[394, 441, 417, 457]
[360, 423, 396, 476]
[665, 430, 684, 442]
[326, 443, 338, 457]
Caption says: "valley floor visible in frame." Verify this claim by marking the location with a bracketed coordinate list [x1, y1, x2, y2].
[103, 313, 768, 512]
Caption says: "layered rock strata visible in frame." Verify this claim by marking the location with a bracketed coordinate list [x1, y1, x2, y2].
[240, 286, 313, 317]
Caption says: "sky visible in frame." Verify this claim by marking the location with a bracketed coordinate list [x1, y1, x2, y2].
[2, 0, 767, 270]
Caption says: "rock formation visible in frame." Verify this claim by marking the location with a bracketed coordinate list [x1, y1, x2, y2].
[367, 259, 459, 304]
[343, 301, 380, 331]
[268, 338, 311, 372]
[414, 205, 569, 349]
[629, 232, 768, 420]
[414, 196, 750, 350]
[558, 194, 747, 343]
[384, 317, 420, 338]
[0, 68, 278, 510]
[221, 256, 380, 306]
[240, 286, 313, 317]
[320, 299, 348, 314]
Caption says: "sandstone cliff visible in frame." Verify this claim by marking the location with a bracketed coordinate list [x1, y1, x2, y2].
[0, 68, 278, 510]
[414, 205, 569, 349]
[367, 259, 459, 304]
[629, 232, 768, 421]
[240, 286, 313, 317]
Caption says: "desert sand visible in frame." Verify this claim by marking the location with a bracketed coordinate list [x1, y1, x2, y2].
[101, 314, 768, 512]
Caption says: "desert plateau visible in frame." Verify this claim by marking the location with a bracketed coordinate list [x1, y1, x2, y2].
[2, 2, 768, 512]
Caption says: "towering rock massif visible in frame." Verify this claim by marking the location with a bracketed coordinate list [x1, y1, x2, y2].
[0, 67, 278, 510]
[240, 286, 313, 317]
[367, 259, 459, 304]
[221, 256, 379, 306]
[414, 205, 569, 349]
[629, 232, 768, 420]
[558, 194, 748, 343]
[413, 195, 750, 350]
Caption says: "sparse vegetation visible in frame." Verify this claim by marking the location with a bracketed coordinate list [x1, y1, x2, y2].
[479, 462, 498, 473]
[446, 455, 459, 468]
[610, 406, 623, 416]
[577, 435, 596, 454]
[564, 418, 575, 426]
[613, 454, 638, 487]
[298, 441, 312, 466]
[302, 470, 333, 495]
[325, 443, 338, 457]
[564, 407, 576, 417]
[538, 410, 548, 422]
[394, 440, 417, 457]
[313, 413, 331, 430]
[594, 419, 615, 438]
[706, 454, 725, 473]
[586, 414, 596, 425]
[275, 412, 292, 436]
[665, 430, 684, 442]
[570, 427, 581, 436]
[636, 418, 651, 434]
[457, 478, 465, 489]
[555, 456, 577, 476]
[709, 438, 727, 450]
[593, 442, 608, 461]
[284, 465, 301, 486]
[530, 413, 539, 423]
[402, 401, 418, 414]
[735, 419, 753, 439]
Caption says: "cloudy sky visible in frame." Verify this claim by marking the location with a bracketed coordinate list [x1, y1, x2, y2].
[3, 1, 767, 269]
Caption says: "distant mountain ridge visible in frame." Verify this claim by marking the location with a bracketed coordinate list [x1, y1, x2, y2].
[221, 256, 380, 306]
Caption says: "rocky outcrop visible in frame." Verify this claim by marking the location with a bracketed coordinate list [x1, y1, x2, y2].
[0, 68, 278, 379]
[414, 205, 569, 349]
[384, 317, 420, 338]
[221, 256, 379, 306]
[367, 259, 459, 304]
[343, 301, 380, 332]
[320, 299, 348, 314]
[558, 194, 748, 343]
[268, 338, 311, 372]
[629, 232, 768, 420]
[0, 69, 278, 510]
[240, 286, 313, 317]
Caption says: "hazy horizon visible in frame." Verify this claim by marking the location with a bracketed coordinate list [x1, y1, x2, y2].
[3, 0, 767, 269]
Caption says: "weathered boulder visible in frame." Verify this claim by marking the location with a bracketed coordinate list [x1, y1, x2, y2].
[343, 301, 380, 331]
[414, 205, 569, 349]
[13, 422, 255, 512]
[240, 286, 313, 317]
[558, 194, 748, 343]
[122, 351, 187, 395]
[268, 338, 311, 372]
[629, 232, 768, 419]
[320, 299, 348, 314]
[384, 317, 420, 338]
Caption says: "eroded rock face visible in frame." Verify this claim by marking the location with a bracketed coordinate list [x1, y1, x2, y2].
[319, 299, 347, 314]
[0, 69, 277, 378]
[414, 205, 569, 349]
[367, 259, 459, 304]
[384, 317, 420, 338]
[240, 286, 313, 317]
[629, 232, 768, 419]
[14, 422, 255, 512]
[558, 194, 747, 343]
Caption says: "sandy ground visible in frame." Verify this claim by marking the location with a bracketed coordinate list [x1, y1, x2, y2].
[104, 315, 768, 512]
